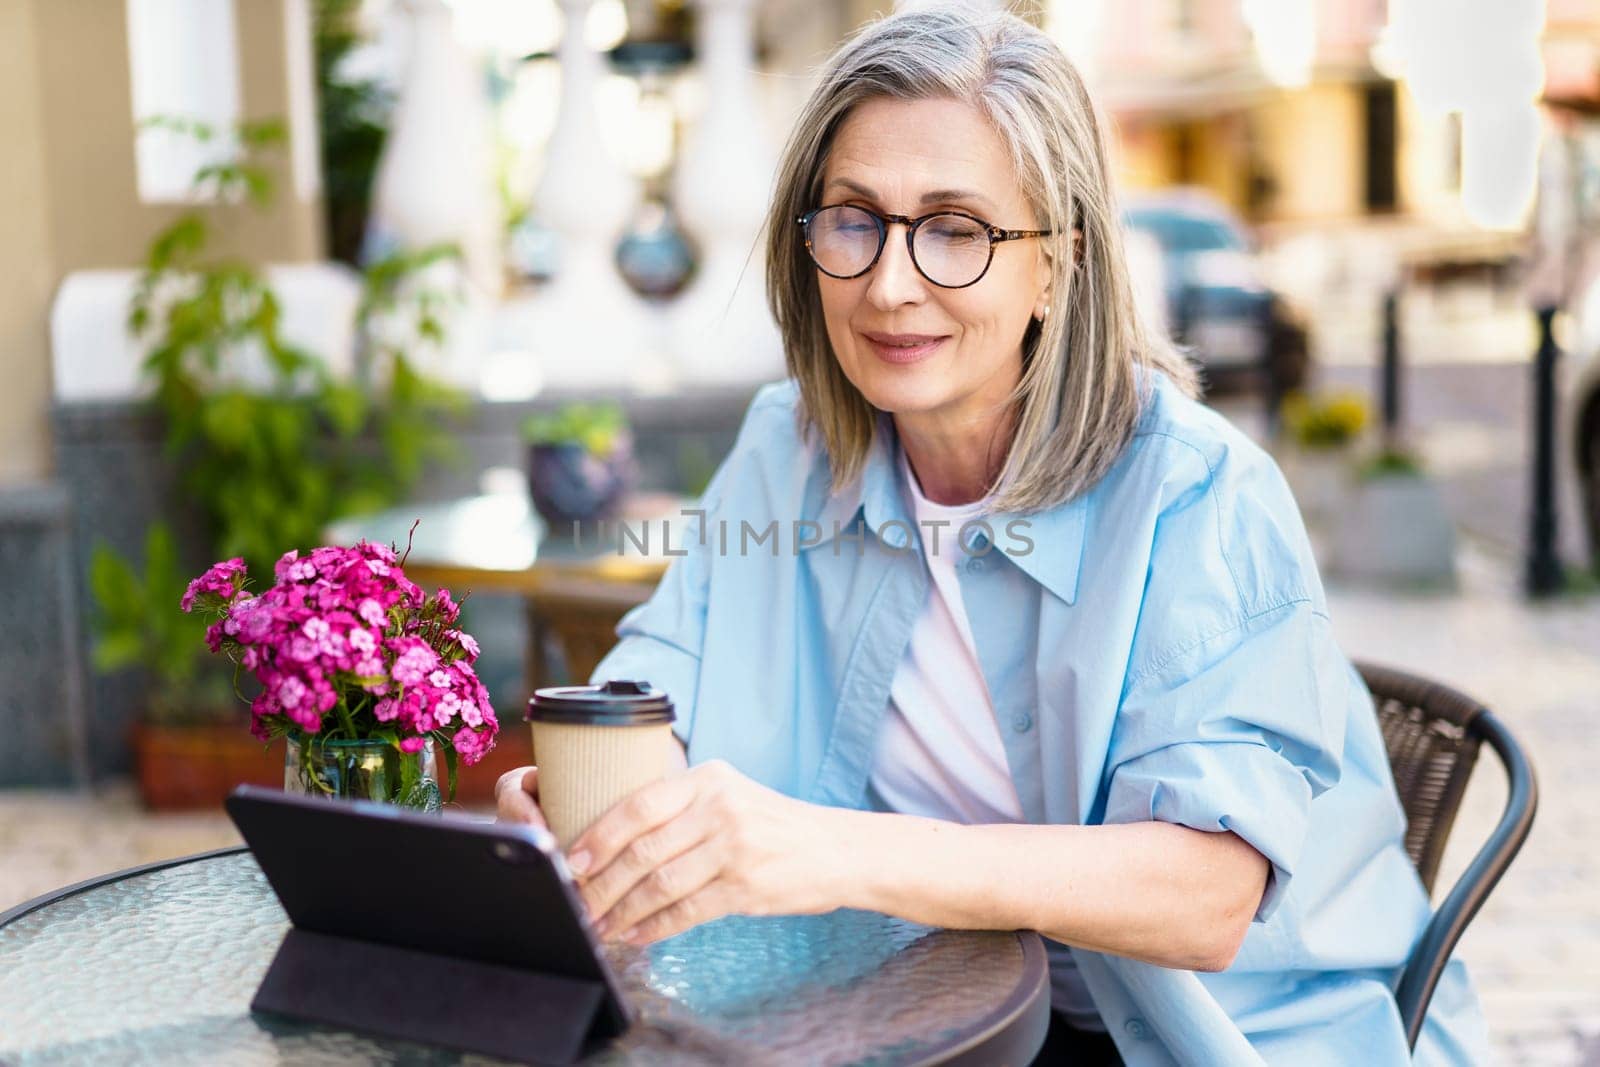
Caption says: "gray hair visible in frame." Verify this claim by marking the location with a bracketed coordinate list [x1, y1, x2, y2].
[764, 2, 1199, 512]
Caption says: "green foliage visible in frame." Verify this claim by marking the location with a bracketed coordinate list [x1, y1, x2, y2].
[126, 115, 462, 575]
[314, 0, 392, 264]
[89, 525, 227, 721]
[521, 402, 629, 456]
[1283, 391, 1370, 451]
[1358, 447, 1425, 481]
[89, 115, 465, 704]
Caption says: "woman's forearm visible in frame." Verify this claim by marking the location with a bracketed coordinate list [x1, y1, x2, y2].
[829, 811, 1268, 972]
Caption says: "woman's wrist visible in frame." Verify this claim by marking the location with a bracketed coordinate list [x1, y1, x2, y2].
[826, 808, 988, 923]
[823, 806, 882, 913]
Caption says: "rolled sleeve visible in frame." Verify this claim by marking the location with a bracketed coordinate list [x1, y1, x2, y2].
[1103, 599, 1346, 920]
[587, 502, 716, 749]
[590, 633, 701, 748]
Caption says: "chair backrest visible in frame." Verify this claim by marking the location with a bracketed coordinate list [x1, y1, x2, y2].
[1356, 662, 1486, 893]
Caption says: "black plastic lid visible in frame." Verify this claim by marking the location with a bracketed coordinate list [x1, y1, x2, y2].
[525, 680, 675, 726]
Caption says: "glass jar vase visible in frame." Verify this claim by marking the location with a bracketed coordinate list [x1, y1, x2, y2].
[284, 734, 442, 812]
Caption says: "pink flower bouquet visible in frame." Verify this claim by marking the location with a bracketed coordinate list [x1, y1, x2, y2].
[181, 540, 498, 805]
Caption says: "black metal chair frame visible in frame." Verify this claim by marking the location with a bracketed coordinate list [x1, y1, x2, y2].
[1355, 661, 1539, 1052]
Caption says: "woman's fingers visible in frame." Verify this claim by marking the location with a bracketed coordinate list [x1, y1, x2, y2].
[494, 766, 547, 829]
[568, 768, 704, 881]
[581, 809, 718, 933]
[620, 877, 733, 946]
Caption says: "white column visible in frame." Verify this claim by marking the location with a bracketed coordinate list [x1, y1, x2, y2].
[501, 0, 655, 390]
[369, 0, 503, 293]
[669, 0, 782, 385]
[365, 0, 503, 391]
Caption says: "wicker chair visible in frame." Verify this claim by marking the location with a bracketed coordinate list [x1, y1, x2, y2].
[1355, 661, 1538, 1051]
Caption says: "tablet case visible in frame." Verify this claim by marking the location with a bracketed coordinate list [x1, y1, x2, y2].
[226, 785, 630, 1065]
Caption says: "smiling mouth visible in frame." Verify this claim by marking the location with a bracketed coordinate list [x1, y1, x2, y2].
[862, 333, 948, 364]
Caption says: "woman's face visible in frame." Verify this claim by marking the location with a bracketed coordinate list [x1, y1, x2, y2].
[815, 96, 1052, 426]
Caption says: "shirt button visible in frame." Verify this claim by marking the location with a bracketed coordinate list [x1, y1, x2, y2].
[1125, 1018, 1152, 1040]
[1011, 711, 1033, 733]
[965, 557, 986, 575]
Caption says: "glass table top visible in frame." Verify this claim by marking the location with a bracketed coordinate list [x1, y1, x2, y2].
[0, 850, 1045, 1065]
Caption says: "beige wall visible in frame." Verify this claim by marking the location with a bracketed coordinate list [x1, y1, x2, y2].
[0, 0, 323, 488]
[0, 0, 58, 487]
[32, 0, 322, 272]
[1255, 84, 1364, 223]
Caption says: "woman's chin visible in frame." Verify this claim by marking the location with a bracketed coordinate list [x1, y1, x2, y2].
[855, 376, 954, 417]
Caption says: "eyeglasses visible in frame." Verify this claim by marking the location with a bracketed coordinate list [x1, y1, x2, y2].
[797, 204, 1053, 290]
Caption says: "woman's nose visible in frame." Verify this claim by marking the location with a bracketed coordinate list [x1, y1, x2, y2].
[864, 224, 925, 310]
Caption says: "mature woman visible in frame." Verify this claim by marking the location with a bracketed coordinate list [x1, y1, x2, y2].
[498, 6, 1484, 1063]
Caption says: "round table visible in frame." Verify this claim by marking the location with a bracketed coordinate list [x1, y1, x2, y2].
[0, 849, 1049, 1065]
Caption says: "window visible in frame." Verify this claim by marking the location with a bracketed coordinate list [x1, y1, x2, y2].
[125, 0, 242, 203]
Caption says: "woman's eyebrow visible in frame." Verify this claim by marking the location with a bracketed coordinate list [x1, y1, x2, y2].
[824, 178, 997, 214]
[918, 187, 997, 212]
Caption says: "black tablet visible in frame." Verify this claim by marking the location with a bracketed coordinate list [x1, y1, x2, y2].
[225, 785, 632, 1062]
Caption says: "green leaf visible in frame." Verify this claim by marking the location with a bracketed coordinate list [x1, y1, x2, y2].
[443, 743, 458, 805]
[89, 543, 144, 621]
[91, 632, 146, 674]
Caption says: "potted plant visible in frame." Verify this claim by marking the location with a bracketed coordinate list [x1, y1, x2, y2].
[1279, 390, 1369, 526]
[90, 524, 283, 809]
[182, 541, 499, 808]
[88, 115, 464, 805]
[521, 402, 636, 535]
[1326, 446, 1458, 588]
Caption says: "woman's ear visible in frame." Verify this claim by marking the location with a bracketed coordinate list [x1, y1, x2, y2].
[1031, 229, 1081, 321]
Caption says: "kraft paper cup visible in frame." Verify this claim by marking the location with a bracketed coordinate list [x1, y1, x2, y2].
[526, 680, 676, 848]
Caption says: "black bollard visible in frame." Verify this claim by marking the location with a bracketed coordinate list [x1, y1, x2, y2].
[1526, 305, 1565, 597]
[1381, 290, 1401, 451]
[1260, 296, 1282, 440]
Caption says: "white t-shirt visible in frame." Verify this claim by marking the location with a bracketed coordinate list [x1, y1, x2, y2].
[869, 449, 1101, 1030]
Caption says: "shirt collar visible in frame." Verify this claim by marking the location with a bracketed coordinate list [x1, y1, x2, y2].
[987, 494, 1088, 605]
[809, 415, 1088, 605]
[813, 412, 907, 542]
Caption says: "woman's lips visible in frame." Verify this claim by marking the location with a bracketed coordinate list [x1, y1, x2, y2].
[862, 332, 948, 364]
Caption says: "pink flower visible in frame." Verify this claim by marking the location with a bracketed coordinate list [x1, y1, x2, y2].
[445, 629, 480, 662]
[430, 589, 460, 623]
[275, 675, 308, 710]
[390, 637, 439, 687]
[452, 727, 493, 765]
[398, 736, 425, 754]
[187, 541, 491, 755]
[181, 558, 247, 612]
[432, 690, 461, 726]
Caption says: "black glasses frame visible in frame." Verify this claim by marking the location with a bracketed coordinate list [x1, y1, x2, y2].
[797, 204, 1053, 290]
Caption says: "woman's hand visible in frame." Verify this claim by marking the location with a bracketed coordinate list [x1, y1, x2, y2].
[494, 766, 549, 830]
[569, 759, 849, 947]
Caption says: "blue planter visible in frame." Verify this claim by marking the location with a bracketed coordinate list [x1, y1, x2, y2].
[527, 439, 635, 536]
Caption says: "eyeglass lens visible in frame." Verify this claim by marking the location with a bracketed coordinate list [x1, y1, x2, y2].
[807, 205, 993, 288]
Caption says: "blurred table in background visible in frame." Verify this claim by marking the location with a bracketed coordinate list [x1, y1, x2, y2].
[328, 491, 680, 800]
[330, 490, 679, 684]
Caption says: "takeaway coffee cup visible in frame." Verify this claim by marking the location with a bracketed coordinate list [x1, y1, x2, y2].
[525, 680, 677, 847]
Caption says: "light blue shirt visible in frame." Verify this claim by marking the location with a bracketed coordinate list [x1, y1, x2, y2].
[592, 374, 1487, 1064]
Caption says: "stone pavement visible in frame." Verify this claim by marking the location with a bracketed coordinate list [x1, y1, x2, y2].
[1325, 541, 1600, 1067]
[1, 540, 1596, 1065]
